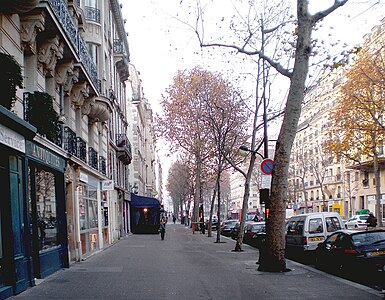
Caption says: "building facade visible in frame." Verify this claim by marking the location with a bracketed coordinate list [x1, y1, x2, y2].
[127, 63, 158, 199]
[0, 0, 133, 298]
[288, 18, 385, 224]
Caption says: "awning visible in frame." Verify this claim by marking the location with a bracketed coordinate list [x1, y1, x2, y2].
[130, 193, 160, 208]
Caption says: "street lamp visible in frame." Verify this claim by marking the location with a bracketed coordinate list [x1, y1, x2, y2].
[239, 145, 264, 159]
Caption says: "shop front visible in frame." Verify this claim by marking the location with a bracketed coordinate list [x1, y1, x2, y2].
[25, 140, 68, 279]
[78, 173, 106, 258]
[0, 107, 36, 298]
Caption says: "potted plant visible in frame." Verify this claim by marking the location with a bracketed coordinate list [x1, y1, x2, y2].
[0, 53, 23, 109]
[25, 91, 59, 142]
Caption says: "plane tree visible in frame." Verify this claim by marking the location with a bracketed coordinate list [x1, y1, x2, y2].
[328, 44, 385, 226]
[188, 0, 349, 271]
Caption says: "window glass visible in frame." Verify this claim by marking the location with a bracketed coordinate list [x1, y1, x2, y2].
[309, 218, 323, 233]
[325, 217, 342, 232]
[29, 168, 59, 252]
[79, 184, 98, 231]
[351, 231, 385, 246]
[287, 219, 305, 235]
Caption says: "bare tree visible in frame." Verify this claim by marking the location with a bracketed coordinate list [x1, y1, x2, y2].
[190, 0, 348, 271]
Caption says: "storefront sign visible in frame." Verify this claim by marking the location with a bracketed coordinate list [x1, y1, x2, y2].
[26, 141, 65, 171]
[79, 172, 88, 183]
[0, 124, 25, 153]
[101, 180, 114, 191]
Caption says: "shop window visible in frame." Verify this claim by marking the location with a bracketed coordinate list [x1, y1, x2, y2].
[79, 184, 98, 231]
[29, 168, 59, 252]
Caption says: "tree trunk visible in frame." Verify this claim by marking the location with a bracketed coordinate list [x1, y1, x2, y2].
[234, 153, 256, 251]
[216, 170, 222, 243]
[258, 2, 313, 272]
[193, 154, 202, 223]
[372, 135, 383, 227]
[208, 186, 217, 237]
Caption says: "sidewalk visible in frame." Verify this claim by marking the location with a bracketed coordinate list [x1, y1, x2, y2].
[10, 223, 385, 300]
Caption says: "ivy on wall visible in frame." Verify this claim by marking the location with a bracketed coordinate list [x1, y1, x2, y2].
[0, 52, 23, 109]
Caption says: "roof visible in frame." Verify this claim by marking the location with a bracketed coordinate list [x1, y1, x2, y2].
[130, 193, 160, 208]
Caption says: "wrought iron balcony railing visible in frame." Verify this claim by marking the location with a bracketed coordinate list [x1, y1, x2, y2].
[44, 0, 99, 92]
[63, 126, 77, 156]
[113, 39, 123, 54]
[88, 147, 98, 170]
[99, 156, 106, 175]
[115, 134, 132, 165]
[76, 137, 87, 163]
[84, 6, 101, 23]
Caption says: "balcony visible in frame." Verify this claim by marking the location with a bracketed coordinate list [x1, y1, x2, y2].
[84, 6, 101, 23]
[76, 137, 87, 163]
[44, 0, 99, 92]
[63, 126, 77, 156]
[99, 156, 106, 175]
[88, 147, 98, 170]
[113, 39, 124, 54]
[116, 134, 132, 165]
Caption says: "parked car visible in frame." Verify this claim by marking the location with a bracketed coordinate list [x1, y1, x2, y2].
[243, 222, 265, 245]
[220, 219, 239, 237]
[205, 215, 218, 230]
[285, 212, 344, 254]
[315, 228, 385, 278]
[344, 214, 369, 229]
[230, 221, 255, 240]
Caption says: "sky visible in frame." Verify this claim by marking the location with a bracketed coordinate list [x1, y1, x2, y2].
[121, 0, 385, 203]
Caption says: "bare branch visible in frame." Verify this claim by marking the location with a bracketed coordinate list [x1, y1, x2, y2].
[311, 0, 349, 24]
[200, 42, 292, 78]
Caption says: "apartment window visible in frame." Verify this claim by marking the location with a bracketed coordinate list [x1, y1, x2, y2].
[87, 43, 98, 66]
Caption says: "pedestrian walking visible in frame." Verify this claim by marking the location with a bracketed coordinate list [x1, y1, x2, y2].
[172, 214, 176, 224]
[159, 217, 166, 240]
[366, 212, 377, 227]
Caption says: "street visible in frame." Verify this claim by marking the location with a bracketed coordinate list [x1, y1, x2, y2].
[11, 223, 383, 300]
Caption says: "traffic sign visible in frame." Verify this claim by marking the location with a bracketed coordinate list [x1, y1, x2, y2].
[261, 159, 274, 175]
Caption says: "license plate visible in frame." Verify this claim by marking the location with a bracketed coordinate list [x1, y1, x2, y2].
[367, 250, 385, 257]
[309, 237, 324, 242]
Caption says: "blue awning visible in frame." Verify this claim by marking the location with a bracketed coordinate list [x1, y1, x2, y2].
[130, 193, 160, 208]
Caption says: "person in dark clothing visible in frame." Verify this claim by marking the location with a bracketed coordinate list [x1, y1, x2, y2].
[159, 217, 166, 240]
[367, 212, 377, 227]
[172, 214, 176, 224]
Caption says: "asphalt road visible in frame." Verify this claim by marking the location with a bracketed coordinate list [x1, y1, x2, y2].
[11, 223, 384, 300]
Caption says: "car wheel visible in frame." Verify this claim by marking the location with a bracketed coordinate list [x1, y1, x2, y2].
[355, 224, 358, 228]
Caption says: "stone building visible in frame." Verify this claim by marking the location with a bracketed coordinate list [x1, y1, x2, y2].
[288, 18, 385, 224]
[0, 0, 133, 297]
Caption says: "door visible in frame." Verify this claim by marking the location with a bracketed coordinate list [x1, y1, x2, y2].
[0, 152, 12, 288]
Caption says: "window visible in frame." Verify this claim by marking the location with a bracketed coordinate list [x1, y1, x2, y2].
[29, 168, 59, 252]
[287, 219, 305, 235]
[87, 43, 98, 66]
[325, 217, 342, 232]
[309, 218, 323, 233]
[79, 184, 98, 231]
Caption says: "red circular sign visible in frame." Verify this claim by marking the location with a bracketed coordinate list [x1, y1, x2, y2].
[261, 159, 274, 175]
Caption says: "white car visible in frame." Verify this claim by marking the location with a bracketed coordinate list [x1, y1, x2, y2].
[344, 214, 369, 229]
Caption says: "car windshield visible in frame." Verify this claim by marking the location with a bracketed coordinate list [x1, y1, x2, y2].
[359, 216, 368, 220]
[351, 231, 385, 246]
